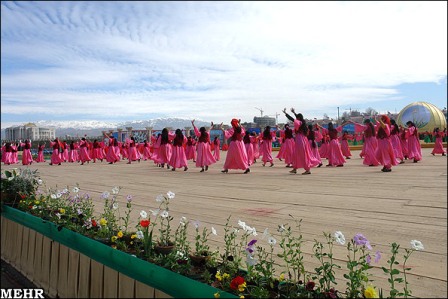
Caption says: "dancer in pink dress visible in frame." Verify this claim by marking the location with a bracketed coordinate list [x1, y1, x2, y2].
[127, 137, 141, 164]
[49, 138, 63, 165]
[185, 136, 197, 162]
[35, 143, 46, 163]
[252, 132, 261, 163]
[308, 125, 323, 168]
[192, 120, 216, 172]
[3, 143, 13, 165]
[220, 119, 250, 174]
[103, 133, 120, 164]
[319, 133, 330, 160]
[68, 141, 79, 163]
[390, 119, 404, 164]
[399, 126, 409, 160]
[169, 129, 188, 171]
[20, 140, 33, 165]
[79, 138, 91, 165]
[406, 121, 422, 163]
[260, 126, 277, 167]
[243, 132, 255, 166]
[431, 127, 446, 156]
[158, 128, 175, 169]
[340, 131, 352, 159]
[91, 140, 104, 163]
[283, 108, 320, 175]
[213, 136, 221, 161]
[317, 122, 346, 167]
[375, 115, 398, 172]
[349, 119, 379, 166]
[141, 140, 152, 161]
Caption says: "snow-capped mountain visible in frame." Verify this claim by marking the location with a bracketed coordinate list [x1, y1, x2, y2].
[1, 118, 211, 139]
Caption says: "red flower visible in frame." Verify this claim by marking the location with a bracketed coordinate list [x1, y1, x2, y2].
[230, 276, 245, 290]
[20, 194, 26, 199]
[91, 219, 97, 227]
[305, 281, 315, 291]
[140, 219, 150, 228]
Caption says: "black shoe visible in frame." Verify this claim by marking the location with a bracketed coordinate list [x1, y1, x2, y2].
[108, 162, 113, 164]
[289, 169, 297, 174]
[184, 166, 188, 171]
[399, 161, 405, 164]
[205, 165, 209, 171]
[221, 169, 228, 173]
[172, 168, 175, 171]
[200, 168, 205, 172]
[244, 168, 250, 174]
[302, 170, 311, 175]
[270, 163, 274, 167]
[318, 163, 323, 168]
[337, 164, 343, 167]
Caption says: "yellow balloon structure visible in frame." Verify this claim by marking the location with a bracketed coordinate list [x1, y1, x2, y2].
[397, 102, 447, 132]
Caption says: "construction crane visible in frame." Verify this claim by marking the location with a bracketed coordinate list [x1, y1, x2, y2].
[254, 107, 264, 117]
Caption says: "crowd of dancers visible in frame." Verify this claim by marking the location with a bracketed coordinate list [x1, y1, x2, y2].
[2, 109, 447, 175]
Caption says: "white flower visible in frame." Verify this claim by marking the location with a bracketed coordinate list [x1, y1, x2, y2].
[176, 251, 185, 259]
[160, 210, 169, 218]
[166, 191, 175, 199]
[8, 177, 13, 181]
[193, 220, 200, 229]
[334, 231, 346, 245]
[268, 236, 277, 246]
[56, 192, 62, 198]
[136, 230, 144, 239]
[238, 220, 247, 230]
[246, 253, 257, 266]
[32, 205, 37, 210]
[112, 186, 120, 194]
[180, 216, 188, 226]
[37, 179, 43, 185]
[51, 194, 57, 199]
[155, 194, 165, 203]
[247, 226, 258, 236]
[211, 227, 217, 236]
[140, 210, 148, 219]
[55, 213, 61, 219]
[72, 186, 79, 193]
[101, 191, 110, 199]
[410, 240, 424, 251]
[112, 202, 119, 210]
[62, 188, 69, 194]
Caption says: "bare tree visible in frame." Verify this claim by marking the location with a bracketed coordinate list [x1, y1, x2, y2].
[365, 107, 378, 116]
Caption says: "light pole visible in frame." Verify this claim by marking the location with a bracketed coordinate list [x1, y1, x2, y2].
[337, 107, 340, 124]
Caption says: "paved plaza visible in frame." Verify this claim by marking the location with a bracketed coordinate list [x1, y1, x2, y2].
[2, 147, 447, 297]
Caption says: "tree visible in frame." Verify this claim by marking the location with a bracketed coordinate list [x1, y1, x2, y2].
[365, 107, 378, 116]
[323, 113, 329, 120]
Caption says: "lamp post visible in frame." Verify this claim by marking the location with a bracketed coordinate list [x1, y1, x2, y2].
[337, 107, 340, 124]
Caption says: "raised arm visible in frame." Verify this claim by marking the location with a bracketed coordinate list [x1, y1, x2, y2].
[282, 108, 295, 122]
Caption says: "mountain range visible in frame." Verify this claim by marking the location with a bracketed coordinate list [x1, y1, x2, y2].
[1, 118, 211, 139]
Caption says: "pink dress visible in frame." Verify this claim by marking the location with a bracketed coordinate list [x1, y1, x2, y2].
[321, 126, 346, 166]
[169, 135, 188, 169]
[35, 145, 46, 162]
[185, 138, 197, 161]
[50, 141, 63, 165]
[20, 142, 33, 165]
[105, 138, 120, 163]
[213, 139, 221, 161]
[157, 133, 175, 165]
[390, 126, 404, 162]
[127, 139, 141, 162]
[354, 124, 379, 166]
[292, 120, 320, 171]
[141, 142, 152, 160]
[340, 134, 352, 158]
[375, 124, 398, 169]
[62, 142, 69, 162]
[260, 131, 277, 164]
[68, 143, 79, 162]
[407, 126, 422, 161]
[3, 145, 13, 165]
[223, 127, 249, 170]
[319, 136, 330, 159]
[399, 129, 409, 159]
[253, 136, 261, 160]
[193, 126, 216, 168]
[431, 131, 446, 155]
[79, 140, 92, 163]
[244, 135, 255, 166]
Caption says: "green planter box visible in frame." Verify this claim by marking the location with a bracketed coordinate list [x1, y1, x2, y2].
[1, 206, 237, 298]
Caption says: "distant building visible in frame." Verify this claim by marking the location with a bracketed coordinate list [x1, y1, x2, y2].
[254, 116, 276, 128]
[4, 123, 56, 141]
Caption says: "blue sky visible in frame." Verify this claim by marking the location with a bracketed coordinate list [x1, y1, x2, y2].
[1, 1, 447, 127]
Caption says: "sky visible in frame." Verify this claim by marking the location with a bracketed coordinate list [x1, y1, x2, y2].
[1, 1, 447, 127]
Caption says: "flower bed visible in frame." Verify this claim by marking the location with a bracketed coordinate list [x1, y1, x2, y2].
[1, 175, 425, 298]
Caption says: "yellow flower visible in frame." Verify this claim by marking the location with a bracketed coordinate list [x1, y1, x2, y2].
[364, 285, 379, 298]
[240, 296, 245, 299]
[238, 282, 246, 292]
[131, 234, 137, 239]
[59, 208, 66, 214]
[215, 271, 222, 281]
[222, 273, 230, 280]
[100, 218, 107, 226]
[279, 273, 285, 282]
[214, 292, 220, 298]
[34, 200, 40, 205]
[117, 231, 123, 238]
[111, 236, 118, 242]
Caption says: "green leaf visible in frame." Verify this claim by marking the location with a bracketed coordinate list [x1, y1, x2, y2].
[391, 269, 400, 275]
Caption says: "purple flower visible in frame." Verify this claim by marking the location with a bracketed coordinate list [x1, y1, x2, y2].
[353, 233, 371, 249]
[126, 195, 133, 203]
[366, 254, 371, 264]
[248, 239, 257, 247]
[374, 251, 381, 263]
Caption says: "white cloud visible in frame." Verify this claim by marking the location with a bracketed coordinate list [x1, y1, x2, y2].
[1, 1, 446, 124]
